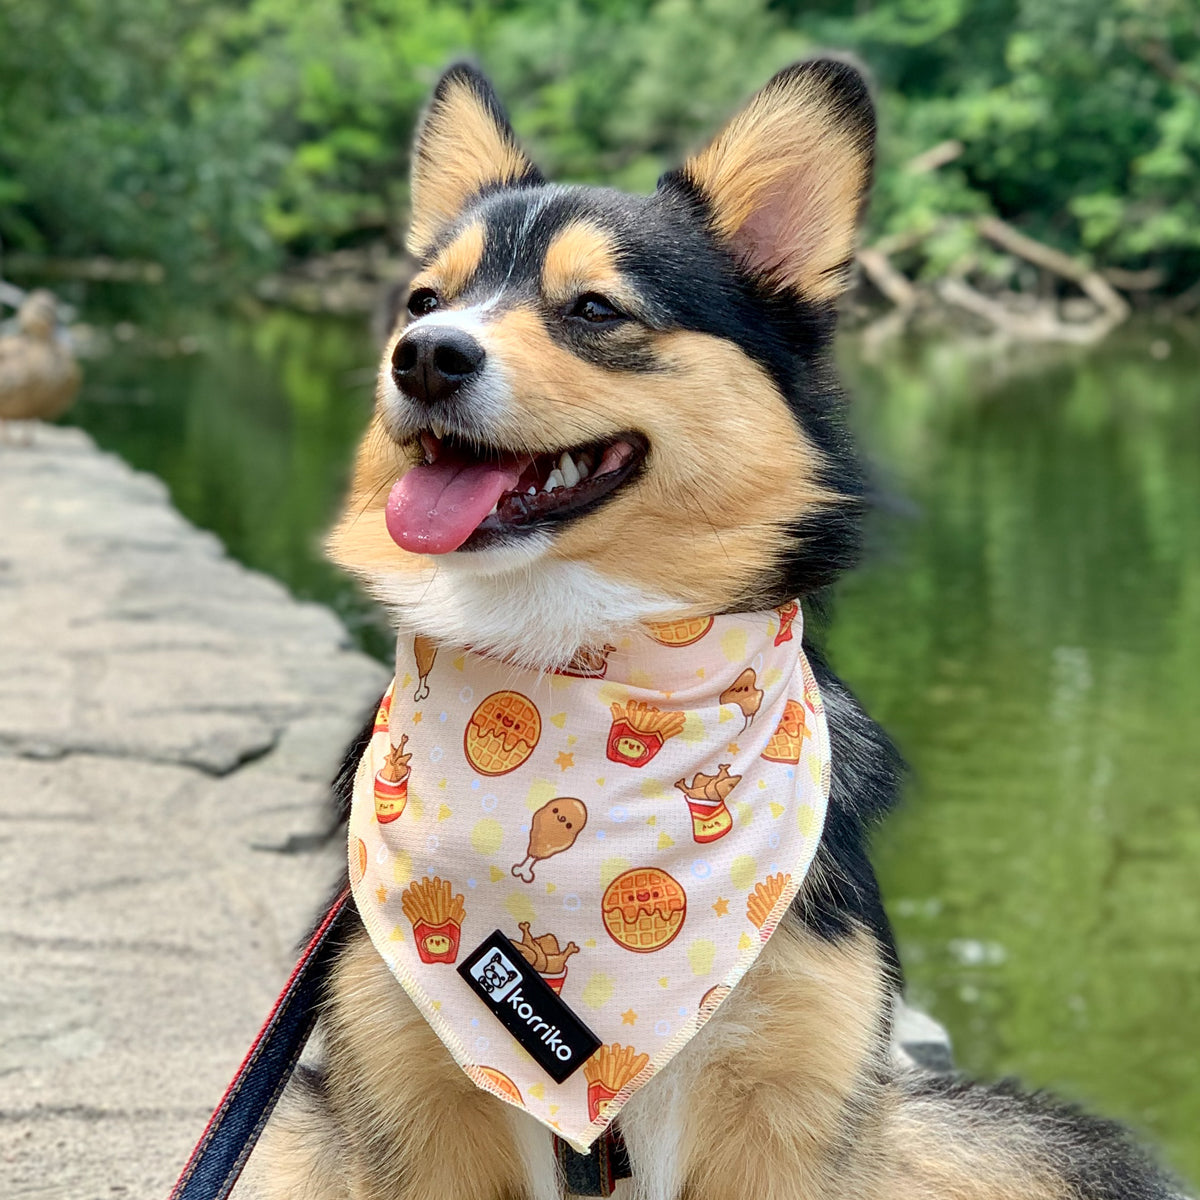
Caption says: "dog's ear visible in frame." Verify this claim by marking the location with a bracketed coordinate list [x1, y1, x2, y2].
[407, 63, 542, 258]
[661, 59, 875, 302]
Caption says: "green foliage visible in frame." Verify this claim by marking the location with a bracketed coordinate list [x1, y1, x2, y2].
[1, 0, 1198, 286]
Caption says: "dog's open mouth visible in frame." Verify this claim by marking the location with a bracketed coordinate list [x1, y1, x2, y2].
[384, 432, 647, 554]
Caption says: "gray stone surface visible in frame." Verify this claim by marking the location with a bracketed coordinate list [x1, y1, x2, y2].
[0, 426, 390, 1198]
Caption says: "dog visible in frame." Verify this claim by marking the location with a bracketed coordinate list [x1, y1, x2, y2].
[257, 60, 1184, 1200]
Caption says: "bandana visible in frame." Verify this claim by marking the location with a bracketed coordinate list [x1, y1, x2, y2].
[348, 601, 830, 1151]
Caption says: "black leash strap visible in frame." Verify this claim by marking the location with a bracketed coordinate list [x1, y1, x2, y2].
[555, 1128, 633, 1196]
[169, 885, 629, 1198]
[168, 888, 352, 1200]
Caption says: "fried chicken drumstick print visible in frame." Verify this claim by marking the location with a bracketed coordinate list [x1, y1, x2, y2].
[512, 797, 588, 883]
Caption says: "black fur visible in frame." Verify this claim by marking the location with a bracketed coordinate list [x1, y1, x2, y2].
[416, 62, 544, 196]
[902, 1074, 1184, 1200]
[307, 59, 1186, 1200]
[415, 177, 865, 603]
[793, 644, 904, 987]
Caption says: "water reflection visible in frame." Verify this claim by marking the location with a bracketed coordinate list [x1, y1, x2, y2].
[68, 309, 390, 657]
[834, 332, 1200, 1178]
[68, 313, 1199, 1180]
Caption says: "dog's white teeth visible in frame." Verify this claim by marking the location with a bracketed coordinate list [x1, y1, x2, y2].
[576, 456, 590, 479]
[527, 486, 537, 496]
[487, 500, 499, 516]
[559, 452, 580, 487]
[545, 468, 565, 492]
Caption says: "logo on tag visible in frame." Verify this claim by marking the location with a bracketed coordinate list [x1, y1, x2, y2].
[468, 946, 523, 1003]
[459, 931, 601, 1084]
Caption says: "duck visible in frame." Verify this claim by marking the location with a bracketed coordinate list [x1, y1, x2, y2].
[0, 289, 81, 441]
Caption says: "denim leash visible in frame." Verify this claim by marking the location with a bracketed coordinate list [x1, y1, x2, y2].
[168, 886, 630, 1197]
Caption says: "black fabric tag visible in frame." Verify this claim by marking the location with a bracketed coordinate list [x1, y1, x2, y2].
[458, 930, 601, 1084]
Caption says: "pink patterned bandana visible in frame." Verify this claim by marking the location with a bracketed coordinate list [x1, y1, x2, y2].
[348, 602, 830, 1151]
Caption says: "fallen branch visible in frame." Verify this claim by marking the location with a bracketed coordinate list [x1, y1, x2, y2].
[1, 253, 165, 284]
[857, 247, 918, 311]
[905, 140, 964, 175]
[1102, 265, 1166, 292]
[936, 277, 1122, 344]
[976, 216, 1130, 322]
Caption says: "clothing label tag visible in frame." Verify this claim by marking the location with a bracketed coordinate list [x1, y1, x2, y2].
[459, 931, 601, 1084]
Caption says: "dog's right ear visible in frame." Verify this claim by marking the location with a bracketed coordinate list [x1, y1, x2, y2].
[407, 63, 542, 258]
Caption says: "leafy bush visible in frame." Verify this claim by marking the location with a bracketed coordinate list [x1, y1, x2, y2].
[1, 0, 1196, 288]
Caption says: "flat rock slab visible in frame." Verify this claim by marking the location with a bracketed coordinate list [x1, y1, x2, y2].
[0, 427, 390, 1198]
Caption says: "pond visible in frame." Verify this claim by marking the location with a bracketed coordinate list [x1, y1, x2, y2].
[66, 301, 1200, 1182]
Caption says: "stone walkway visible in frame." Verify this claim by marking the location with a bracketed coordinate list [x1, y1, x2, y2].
[0, 427, 389, 1198]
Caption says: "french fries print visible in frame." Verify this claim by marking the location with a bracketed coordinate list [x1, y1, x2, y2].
[747, 872, 791, 938]
[606, 700, 685, 767]
[583, 1043, 650, 1121]
[401, 876, 466, 964]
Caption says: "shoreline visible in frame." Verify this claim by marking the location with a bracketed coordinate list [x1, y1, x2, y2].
[0, 425, 389, 1196]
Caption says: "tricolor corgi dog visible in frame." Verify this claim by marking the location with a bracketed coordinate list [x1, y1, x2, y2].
[259, 60, 1182, 1200]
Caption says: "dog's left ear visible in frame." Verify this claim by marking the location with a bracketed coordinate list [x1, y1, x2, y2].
[661, 59, 875, 302]
[408, 63, 542, 258]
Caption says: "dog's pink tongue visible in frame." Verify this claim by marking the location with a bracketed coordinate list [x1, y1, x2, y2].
[385, 452, 527, 554]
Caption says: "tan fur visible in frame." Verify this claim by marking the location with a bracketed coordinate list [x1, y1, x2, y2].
[540, 222, 628, 307]
[256, 912, 1070, 1200]
[249, 1065, 351, 1198]
[411, 221, 487, 301]
[682, 70, 871, 301]
[259, 929, 537, 1200]
[666, 921, 892, 1200]
[327, 306, 840, 616]
[259, 64, 1148, 1200]
[408, 78, 533, 258]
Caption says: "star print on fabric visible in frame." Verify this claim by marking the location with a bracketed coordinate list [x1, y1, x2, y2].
[412, 711, 423, 724]
[348, 602, 830, 1149]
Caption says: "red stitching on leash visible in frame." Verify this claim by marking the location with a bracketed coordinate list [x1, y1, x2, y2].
[168, 886, 350, 1199]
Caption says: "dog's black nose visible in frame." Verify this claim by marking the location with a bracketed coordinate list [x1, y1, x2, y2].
[391, 326, 486, 405]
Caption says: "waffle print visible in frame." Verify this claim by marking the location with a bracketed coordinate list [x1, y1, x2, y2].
[348, 604, 831, 1151]
[464, 690, 542, 775]
[601, 868, 687, 952]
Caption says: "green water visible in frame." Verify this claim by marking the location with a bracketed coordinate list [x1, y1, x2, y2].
[67, 310, 1199, 1181]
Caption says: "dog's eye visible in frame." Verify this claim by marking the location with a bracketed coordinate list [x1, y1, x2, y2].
[568, 293, 624, 324]
[407, 288, 440, 317]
